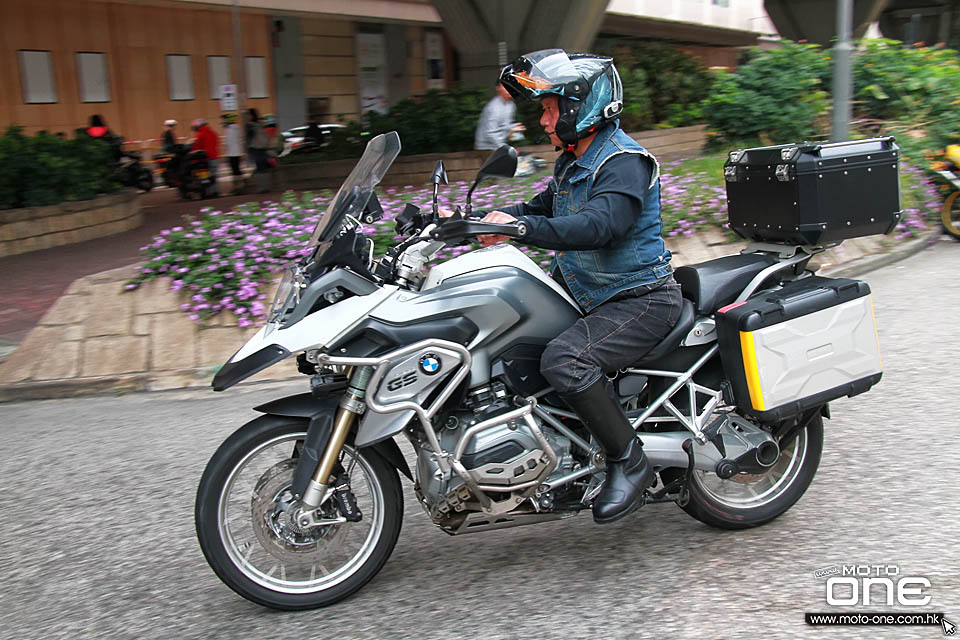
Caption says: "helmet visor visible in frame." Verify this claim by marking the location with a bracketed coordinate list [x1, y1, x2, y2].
[501, 49, 580, 100]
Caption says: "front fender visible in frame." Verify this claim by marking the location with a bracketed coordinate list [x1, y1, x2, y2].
[252, 392, 413, 496]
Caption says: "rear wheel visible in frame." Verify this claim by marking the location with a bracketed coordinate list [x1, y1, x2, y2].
[941, 190, 960, 241]
[662, 413, 823, 529]
[195, 416, 403, 609]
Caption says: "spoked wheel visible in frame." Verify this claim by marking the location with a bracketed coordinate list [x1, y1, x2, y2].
[662, 413, 823, 530]
[195, 417, 403, 609]
[941, 190, 960, 241]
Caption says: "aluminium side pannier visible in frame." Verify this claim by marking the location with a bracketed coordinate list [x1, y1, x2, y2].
[716, 276, 882, 422]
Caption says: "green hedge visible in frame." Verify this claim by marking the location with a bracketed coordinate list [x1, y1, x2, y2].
[283, 88, 489, 162]
[703, 39, 960, 159]
[702, 42, 831, 146]
[0, 127, 120, 209]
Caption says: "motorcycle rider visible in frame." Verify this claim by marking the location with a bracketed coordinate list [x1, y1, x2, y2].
[191, 117, 220, 191]
[162, 119, 178, 153]
[476, 50, 683, 523]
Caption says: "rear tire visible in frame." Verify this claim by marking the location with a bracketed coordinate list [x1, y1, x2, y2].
[661, 414, 823, 530]
[195, 416, 403, 609]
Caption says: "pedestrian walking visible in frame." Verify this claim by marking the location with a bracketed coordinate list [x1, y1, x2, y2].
[221, 113, 245, 193]
[245, 108, 271, 193]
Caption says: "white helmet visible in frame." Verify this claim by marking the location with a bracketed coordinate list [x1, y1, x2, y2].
[164, 119, 177, 127]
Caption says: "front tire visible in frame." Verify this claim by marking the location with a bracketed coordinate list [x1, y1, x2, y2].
[195, 416, 403, 610]
[663, 413, 823, 530]
[941, 190, 960, 241]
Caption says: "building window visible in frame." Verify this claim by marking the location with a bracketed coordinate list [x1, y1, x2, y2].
[18, 50, 57, 104]
[166, 54, 194, 101]
[76, 52, 110, 103]
[207, 55, 231, 99]
[245, 56, 269, 99]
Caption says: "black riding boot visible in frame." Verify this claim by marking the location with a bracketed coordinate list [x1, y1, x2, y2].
[559, 378, 654, 524]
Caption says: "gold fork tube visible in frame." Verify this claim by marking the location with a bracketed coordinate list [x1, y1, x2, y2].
[313, 405, 358, 485]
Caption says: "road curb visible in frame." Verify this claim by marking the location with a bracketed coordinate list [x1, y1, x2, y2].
[0, 230, 941, 404]
[820, 229, 941, 279]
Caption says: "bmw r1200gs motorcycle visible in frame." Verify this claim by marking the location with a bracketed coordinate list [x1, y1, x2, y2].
[195, 132, 890, 609]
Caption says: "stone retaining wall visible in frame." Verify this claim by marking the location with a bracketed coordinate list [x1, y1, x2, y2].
[0, 190, 142, 258]
[277, 125, 708, 191]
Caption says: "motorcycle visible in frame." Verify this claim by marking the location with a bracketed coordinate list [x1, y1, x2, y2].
[195, 131, 886, 610]
[116, 149, 153, 192]
[934, 144, 960, 240]
[153, 144, 216, 199]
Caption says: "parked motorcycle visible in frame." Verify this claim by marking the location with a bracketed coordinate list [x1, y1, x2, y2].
[153, 144, 216, 199]
[195, 132, 892, 610]
[116, 150, 153, 192]
[935, 144, 960, 240]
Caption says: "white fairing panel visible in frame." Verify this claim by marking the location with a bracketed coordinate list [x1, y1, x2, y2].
[229, 285, 399, 363]
[422, 244, 580, 311]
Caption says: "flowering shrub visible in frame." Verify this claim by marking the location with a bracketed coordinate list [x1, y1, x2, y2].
[895, 163, 943, 239]
[127, 151, 939, 326]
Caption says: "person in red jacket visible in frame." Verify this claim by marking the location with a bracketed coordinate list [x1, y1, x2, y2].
[191, 118, 220, 191]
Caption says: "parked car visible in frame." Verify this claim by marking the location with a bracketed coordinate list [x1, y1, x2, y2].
[280, 123, 345, 156]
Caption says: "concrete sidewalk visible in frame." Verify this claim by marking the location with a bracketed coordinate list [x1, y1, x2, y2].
[0, 225, 937, 403]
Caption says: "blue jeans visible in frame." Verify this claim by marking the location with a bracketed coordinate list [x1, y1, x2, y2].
[540, 275, 683, 394]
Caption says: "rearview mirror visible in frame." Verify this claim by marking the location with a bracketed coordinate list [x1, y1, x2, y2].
[431, 160, 449, 185]
[430, 160, 448, 223]
[479, 145, 518, 178]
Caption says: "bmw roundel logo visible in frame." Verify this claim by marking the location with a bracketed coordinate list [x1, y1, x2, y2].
[419, 353, 441, 375]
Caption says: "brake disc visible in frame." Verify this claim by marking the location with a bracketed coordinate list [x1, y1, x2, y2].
[249, 460, 341, 563]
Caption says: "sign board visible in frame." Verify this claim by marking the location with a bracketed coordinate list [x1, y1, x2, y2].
[219, 84, 238, 111]
[356, 33, 387, 114]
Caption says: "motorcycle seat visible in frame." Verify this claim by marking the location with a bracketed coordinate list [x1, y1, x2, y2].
[630, 298, 695, 367]
[674, 254, 778, 314]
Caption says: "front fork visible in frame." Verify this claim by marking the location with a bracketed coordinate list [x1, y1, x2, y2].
[297, 366, 373, 524]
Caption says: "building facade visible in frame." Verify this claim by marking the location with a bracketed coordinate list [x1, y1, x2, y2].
[3, 0, 791, 144]
[0, 0, 446, 144]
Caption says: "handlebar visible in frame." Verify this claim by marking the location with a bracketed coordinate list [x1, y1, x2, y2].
[429, 219, 528, 243]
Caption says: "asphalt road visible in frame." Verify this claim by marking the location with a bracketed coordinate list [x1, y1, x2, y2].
[2, 239, 958, 640]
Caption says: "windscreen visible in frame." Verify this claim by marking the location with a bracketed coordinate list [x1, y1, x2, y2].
[308, 131, 401, 246]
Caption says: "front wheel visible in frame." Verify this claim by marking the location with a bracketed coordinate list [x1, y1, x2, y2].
[195, 416, 403, 609]
[941, 190, 960, 241]
[663, 413, 823, 530]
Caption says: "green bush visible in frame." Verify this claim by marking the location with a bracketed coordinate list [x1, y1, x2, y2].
[0, 127, 119, 209]
[701, 41, 831, 145]
[595, 40, 714, 129]
[287, 88, 491, 161]
[853, 39, 960, 149]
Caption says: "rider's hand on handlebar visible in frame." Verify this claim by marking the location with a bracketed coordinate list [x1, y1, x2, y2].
[438, 207, 455, 218]
[478, 211, 517, 247]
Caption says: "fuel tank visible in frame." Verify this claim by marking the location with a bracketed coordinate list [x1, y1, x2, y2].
[368, 245, 581, 387]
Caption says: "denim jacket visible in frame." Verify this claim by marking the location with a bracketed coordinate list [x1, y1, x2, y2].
[533, 123, 672, 311]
